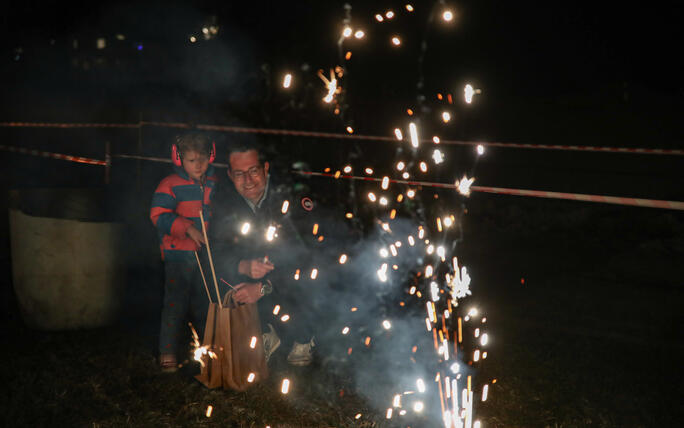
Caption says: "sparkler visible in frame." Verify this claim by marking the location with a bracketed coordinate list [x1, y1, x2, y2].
[283, 73, 292, 88]
[455, 175, 475, 196]
[318, 69, 338, 103]
[239, 222, 252, 236]
[409, 122, 419, 147]
[464, 84, 482, 104]
[433, 149, 445, 164]
[281, 378, 290, 394]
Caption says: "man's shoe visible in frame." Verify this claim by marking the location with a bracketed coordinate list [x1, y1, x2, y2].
[287, 337, 315, 366]
[262, 323, 281, 363]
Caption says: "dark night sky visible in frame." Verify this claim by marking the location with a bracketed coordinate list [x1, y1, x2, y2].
[2, 1, 683, 149]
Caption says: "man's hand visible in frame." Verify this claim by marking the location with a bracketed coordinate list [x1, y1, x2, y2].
[238, 259, 275, 279]
[186, 226, 206, 246]
[233, 282, 263, 304]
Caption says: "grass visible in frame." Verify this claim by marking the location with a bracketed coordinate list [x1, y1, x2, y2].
[1, 202, 682, 427]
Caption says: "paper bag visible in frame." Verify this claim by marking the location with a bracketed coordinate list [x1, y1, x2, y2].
[195, 293, 268, 390]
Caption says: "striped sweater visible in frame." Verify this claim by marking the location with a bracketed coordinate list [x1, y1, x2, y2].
[150, 165, 218, 260]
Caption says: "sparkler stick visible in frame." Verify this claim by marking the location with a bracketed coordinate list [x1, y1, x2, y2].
[195, 251, 212, 302]
[199, 210, 222, 308]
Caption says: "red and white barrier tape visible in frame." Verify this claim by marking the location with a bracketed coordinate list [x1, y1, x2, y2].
[112, 153, 229, 168]
[295, 171, 684, 211]
[1, 121, 682, 156]
[0, 122, 139, 129]
[0, 144, 107, 166]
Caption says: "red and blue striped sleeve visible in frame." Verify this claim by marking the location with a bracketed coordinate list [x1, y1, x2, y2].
[150, 177, 193, 238]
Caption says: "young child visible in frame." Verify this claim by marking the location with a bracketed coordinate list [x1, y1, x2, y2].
[150, 132, 218, 372]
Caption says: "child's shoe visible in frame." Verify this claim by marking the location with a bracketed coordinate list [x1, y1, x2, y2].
[160, 354, 178, 373]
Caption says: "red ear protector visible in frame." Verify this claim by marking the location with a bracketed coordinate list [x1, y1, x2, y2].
[171, 141, 216, 166]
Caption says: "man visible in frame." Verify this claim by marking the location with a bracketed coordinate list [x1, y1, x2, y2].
[211, 141, 315, 366]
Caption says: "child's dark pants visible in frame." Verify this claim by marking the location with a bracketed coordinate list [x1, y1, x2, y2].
[159, 258, 210, 356]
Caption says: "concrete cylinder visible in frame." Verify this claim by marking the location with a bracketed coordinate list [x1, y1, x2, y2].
[9, 189, 125, 330]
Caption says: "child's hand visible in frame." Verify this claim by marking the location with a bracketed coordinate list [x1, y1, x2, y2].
[186, 226, 206, 246]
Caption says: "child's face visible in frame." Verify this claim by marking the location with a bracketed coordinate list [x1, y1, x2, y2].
[181, 150, 210, 182]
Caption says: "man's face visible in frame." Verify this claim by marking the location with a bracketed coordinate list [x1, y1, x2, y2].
[228, 150, 269, 204]
[181, 150, 210, 182]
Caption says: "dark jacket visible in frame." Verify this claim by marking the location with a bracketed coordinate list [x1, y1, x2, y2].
[210, 176, 309, 286]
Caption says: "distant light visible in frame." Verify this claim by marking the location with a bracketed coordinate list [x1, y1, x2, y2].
[202, 27, 209, 35]
[342, 27, 353, 38]
[402, 172, 410, 179]
[346, 126, 354, 134]
[407, 189, 415, 198]
[381, 176, 390, 190]
[96, 38, 106, 49]
[310, 268, 318, 280]
[416, 378, 426, 393]
[281, 200, 289, 214]
[379, 197, 388, 206]
[375, 14, 384, 22]
[241, 222, 251, 235]
[339, 254, 348, 264]
[413, 401, 424, 412]
[283, 73, 292, 88]
[354, 30, 365, 39]
[442, 10, 454, 22]
[433, 136, 441, 144]
[477, 144, 485, 155]
[441, 111, 451, 123]
[382, 320, 391, 330]
[396, 161, 405, 171]
[365, 167, 374, 175]
[379, 248, 389, 258]
[391, 36, 401, 46]
[281, 378, 290, 394]
[136, 44, 143, 51]
[343, 165, 352, 173]
[368, 192, 377, 202]
[115, 34, 125, 41]
[385, 10, 395, 19]
[189, 36, 197, 43]
[405, 4, 414, 12]
[342, 326, 350, 335]
[419, 161, 428, 172]
[247, 373, 255, 383]
[481, 333, 489, 346]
